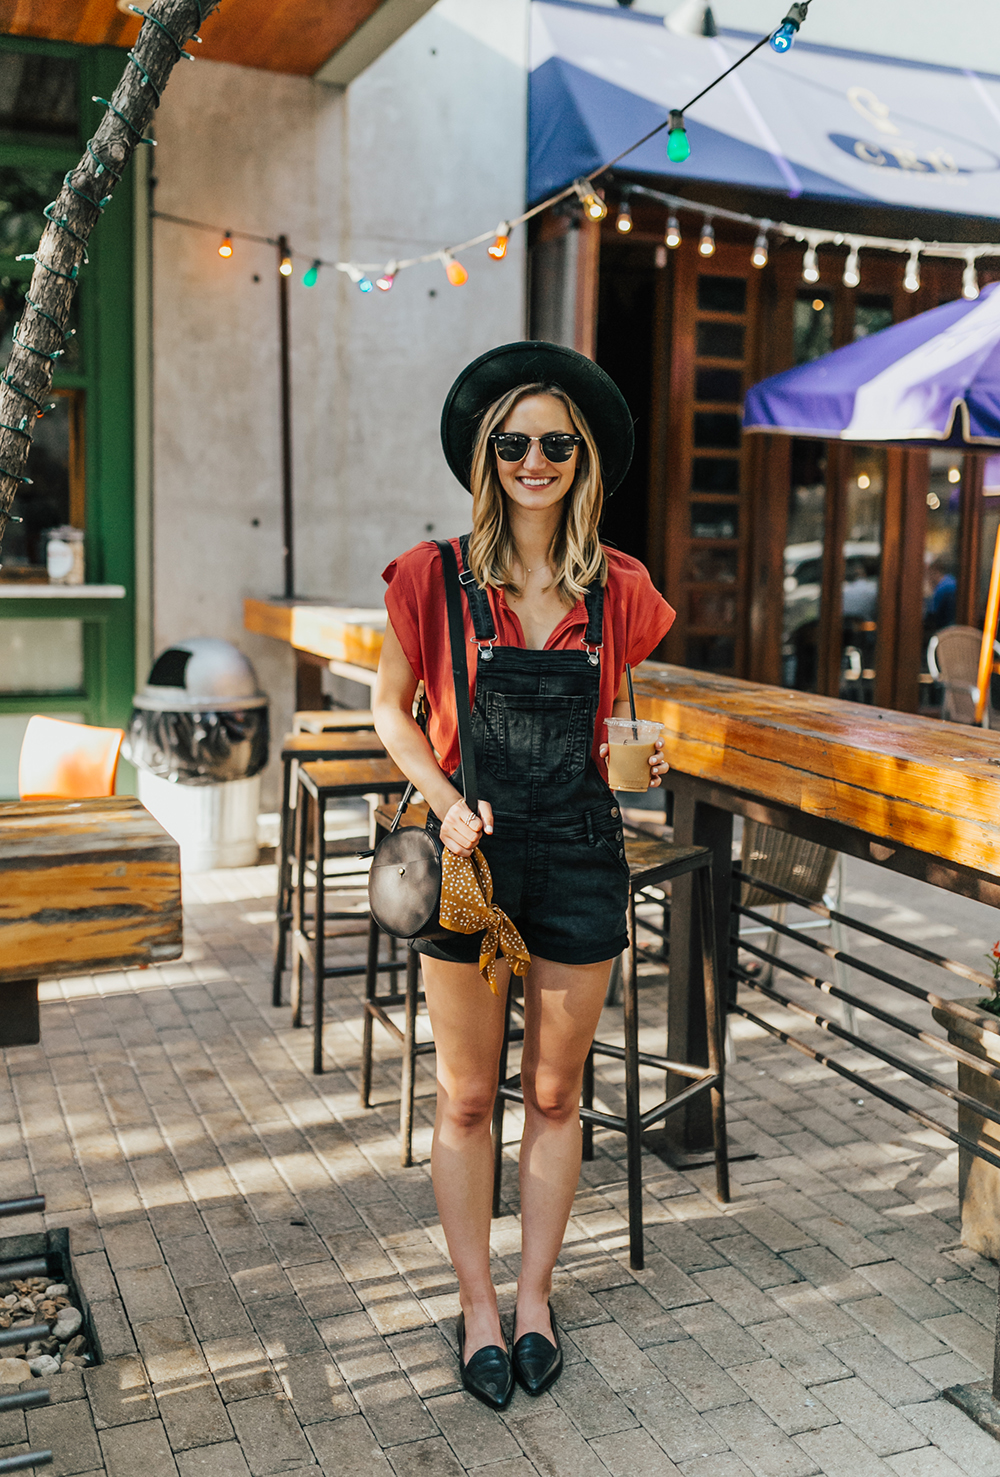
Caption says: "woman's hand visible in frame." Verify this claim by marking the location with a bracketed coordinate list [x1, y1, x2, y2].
[598, 738, 670, 788]
[440, 798, 495, 857]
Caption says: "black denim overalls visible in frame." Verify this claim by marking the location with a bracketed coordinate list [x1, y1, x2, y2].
[415, 537, 630, 967]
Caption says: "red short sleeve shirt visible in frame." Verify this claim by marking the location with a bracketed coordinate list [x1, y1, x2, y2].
[382, 539, 675, 777]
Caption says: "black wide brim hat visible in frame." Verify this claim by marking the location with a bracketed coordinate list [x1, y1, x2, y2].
[440, 341, 634, 496]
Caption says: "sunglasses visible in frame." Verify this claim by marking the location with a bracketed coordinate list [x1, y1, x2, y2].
[489, 431, 582, 464]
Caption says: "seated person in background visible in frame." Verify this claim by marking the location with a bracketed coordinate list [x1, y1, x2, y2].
[925, 555, 957, 632]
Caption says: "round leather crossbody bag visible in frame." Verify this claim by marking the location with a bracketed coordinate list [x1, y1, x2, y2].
[368, 825, 446, 939]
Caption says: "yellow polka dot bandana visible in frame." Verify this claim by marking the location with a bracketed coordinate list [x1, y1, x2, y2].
[440, 846, 531, 994]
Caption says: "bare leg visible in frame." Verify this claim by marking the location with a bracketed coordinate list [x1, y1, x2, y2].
[515, 954, 613, 1342]
[421, 953, 511, 1358]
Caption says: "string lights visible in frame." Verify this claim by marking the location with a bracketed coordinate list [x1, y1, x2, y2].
[802, 240, 820, 284]
[615, 199, 633, 234]
[376, 262, 397, 292]
[278, 252, 293, 277]
[963, 251, 980, 301]
[218, 232, 233, 258]
[843, 239, 861, 289]
[665, 215, 681, 249]
[751, 229, 769, 269]
[442, 252, 468, 286]
[574, 180, 608, 221]
[699, 219, 716, 257]
[302, 259, 320, 287]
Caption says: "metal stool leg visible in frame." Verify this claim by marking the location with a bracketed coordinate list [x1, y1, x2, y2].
[622, 886, 645, 1269]
[291, 785, 310, 1029]
[698, 865, 730, 1204]
[581, 1047, 595, 1161]
[360, 916, 381, 1107]
[400, 947, 419, 1167]
[312, 791, 327, 1075]
[492, 985, 515, 1217]
[272, 755, 293, 1006]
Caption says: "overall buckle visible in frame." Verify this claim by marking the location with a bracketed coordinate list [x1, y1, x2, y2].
[581, 640, 602, 667]
[471, 634, 499, 662]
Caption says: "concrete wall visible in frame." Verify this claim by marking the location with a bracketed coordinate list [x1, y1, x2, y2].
[150, 0, 528, 806]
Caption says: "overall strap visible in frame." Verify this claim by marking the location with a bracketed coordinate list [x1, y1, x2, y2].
[437, 540, 479, 813]
[457, 533, 499, 645]
[581, 580, 604, 662]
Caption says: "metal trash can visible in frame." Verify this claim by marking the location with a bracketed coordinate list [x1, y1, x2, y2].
[126, 638, 269, 871]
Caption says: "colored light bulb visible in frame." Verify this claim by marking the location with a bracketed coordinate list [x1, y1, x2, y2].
[347, 266, 374, 293]
[488, 222, 510, 260]
[963, 254, 980, 300]
[303, 259, 320, 288]
[376, 271, 395, 292]
[770, 19, 797, 51]
[903, 244, 920, 294]
[218, 233, 233, 258]
[667, 110, 690, 163]
[279, 254, 293, 277]
[616, 200, 632, 234]
[751, 231, 769, 269]
[698, 219, 715, 257]
[665, 215, 681, 249]
[445, 255, 468, 286]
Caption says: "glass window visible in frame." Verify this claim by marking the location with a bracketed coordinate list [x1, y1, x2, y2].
[782, 440, 826, 691]
[794, 290, 834, 364]
[854, 294, 893, 341]
[688, 547, 738, 582]
[686, 634, 735, 671]
[697, 276, 746, 314]
[693, 412, 740, 449]
[691, 503, 738, 540]
[0, 163, 68, 259]
[840, 448, 885, 702]
[0, 276, 81, 371]
[692, 457, 739, 492]
[924, 451, 961, 634]
[696, 321, 744, 359]
[689, 589, 737, 626]
[695, 367, 742, 403]
[1, 394, 79, 575]
[0, 618, 83, 692]
[0, 53, 78, 140]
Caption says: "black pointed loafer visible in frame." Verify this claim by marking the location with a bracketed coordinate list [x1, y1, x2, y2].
[512, 1304, 563, 1396]
[456, 1312, 514, 1410]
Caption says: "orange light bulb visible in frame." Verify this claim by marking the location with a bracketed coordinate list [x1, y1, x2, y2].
[218, 233, 233, 258]
[445, 256, 468, 286]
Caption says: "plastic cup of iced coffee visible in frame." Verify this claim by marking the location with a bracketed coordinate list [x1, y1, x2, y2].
[604, 718, 664, 792]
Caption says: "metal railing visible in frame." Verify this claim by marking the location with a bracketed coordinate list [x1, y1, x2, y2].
[731, 866, 1000, 1171]
[0, 1195, 53, 1474]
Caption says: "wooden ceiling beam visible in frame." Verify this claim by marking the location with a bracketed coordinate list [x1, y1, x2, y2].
[0, 0, 392, 76]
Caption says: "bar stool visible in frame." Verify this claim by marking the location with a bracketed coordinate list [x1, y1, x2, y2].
[272, 728, 385, 1005]
[491, 835, 729, 1269]
[293, 757, 410, 1074]
[360, 799, 436, 1167]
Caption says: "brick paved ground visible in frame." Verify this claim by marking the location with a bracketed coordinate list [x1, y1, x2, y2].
[2, 852, 1000, 1477]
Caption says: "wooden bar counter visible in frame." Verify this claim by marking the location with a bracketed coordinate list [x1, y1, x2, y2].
[244, 598, 385, 708]
[0, 796, 182, 1046]
[632, 662, 1000, 1154]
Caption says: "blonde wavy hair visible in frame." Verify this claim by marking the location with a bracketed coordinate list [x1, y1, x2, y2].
[466, 383, 608, 605]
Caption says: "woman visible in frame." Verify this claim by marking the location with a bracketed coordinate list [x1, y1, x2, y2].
[373, 342, 674, 1409]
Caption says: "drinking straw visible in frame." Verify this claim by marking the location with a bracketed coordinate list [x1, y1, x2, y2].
[625, 663, 638, 740]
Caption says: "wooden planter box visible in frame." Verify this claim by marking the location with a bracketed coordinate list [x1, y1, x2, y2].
[931, 997, 1000, 1259]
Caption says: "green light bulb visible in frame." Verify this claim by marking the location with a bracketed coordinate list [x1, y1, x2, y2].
[668, 125, 690, 164]
[303, 260, 320, 288]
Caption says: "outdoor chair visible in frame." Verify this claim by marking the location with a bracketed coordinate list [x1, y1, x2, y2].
[272, 725, 385, 1005]
[492, 832, 730, 1270]
[927, 625, 1000, 727]
[18, 715, 124, 801]
[292, 756, 410, 1074]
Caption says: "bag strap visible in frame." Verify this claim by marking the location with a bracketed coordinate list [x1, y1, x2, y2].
[437, 538, 479, 814]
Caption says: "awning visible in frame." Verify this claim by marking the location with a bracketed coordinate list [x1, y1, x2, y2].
[529, 0, 1000, 215]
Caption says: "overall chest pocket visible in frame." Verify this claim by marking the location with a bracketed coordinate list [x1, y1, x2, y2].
[482, 691, 590, 782]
